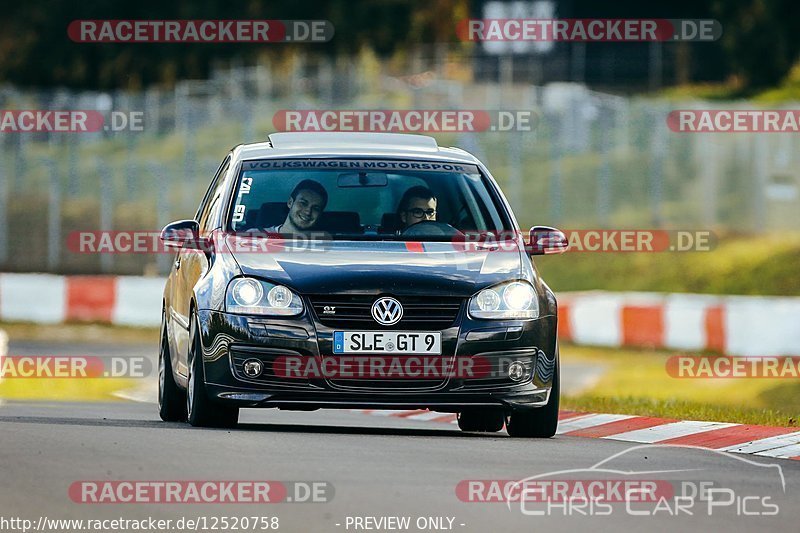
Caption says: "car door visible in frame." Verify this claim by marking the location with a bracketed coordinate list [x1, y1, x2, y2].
[171, 156, 231, 377]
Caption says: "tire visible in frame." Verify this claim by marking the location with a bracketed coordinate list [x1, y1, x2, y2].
[158, 314, 187, 422]
[186, 313, 239, 428]
[457, 408, 505, 432]
[505, 362, 559, 438]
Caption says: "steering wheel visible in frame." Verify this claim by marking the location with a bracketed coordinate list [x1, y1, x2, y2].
[400, 220, 463, 238]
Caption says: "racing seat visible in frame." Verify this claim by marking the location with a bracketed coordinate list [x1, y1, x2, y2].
[318, 211, 361, 233]
[244, 203, 360, 233]
[379, 213, 401, 234]
[246, 202, 289, 229]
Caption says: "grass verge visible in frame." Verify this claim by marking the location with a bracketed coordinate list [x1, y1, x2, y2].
[0, 322, 154, 402]
[0, 378, 140, 402]
[538, 233, 800, 296]
[0, 322, 158, 344]
[560, 344, 800, 427]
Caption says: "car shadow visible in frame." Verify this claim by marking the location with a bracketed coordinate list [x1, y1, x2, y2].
[0, 414, 513, 439]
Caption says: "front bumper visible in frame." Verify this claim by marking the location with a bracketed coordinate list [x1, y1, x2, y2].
[196, 309, 558, 412]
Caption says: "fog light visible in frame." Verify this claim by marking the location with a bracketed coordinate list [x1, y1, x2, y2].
[243, 358, 263, 378]
[508, 361, 526, 382]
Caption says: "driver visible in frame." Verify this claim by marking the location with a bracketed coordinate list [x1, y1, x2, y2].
[397, 186, 437, 231]
[266, 179, 328, 236]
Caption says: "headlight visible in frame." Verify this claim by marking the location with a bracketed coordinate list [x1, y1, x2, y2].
[226, 278, 303, 316]
[469, 281, 538, 319]
[231, 278, 263, 307]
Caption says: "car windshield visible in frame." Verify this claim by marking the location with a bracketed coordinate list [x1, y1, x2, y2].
[229, 158, 512, 240]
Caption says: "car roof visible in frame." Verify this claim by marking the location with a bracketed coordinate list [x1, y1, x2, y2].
[232, 132, 481, 165]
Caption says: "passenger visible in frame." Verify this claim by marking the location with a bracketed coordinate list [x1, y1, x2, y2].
[397, 186, 437, 231]
[266, 179, 328, 236]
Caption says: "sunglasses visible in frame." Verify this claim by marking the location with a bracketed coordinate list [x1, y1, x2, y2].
[406, 208, 437, 218]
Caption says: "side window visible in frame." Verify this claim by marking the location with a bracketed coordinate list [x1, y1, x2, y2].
[196, 157, 230, 233]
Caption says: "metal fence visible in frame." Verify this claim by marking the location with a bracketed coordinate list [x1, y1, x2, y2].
[1, 50, 798, 275]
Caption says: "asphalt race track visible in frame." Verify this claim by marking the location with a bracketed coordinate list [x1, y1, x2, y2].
[2, 340, 799, 532]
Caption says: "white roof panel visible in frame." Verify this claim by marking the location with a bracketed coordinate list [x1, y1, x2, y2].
[234, 133, 481, 165]
[267, 132, 439, 152]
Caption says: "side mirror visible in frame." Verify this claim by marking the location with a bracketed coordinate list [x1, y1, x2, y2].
[160, 220, 201, 249]
[528, 226, 568, 255]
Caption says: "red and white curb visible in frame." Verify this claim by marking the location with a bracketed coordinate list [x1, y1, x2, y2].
[350, 409, 800, 461]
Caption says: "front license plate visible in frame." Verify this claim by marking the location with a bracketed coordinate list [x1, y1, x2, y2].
[333, 331, 442, 355]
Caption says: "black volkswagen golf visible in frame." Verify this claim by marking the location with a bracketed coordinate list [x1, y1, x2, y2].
[158, 132, 567, 437]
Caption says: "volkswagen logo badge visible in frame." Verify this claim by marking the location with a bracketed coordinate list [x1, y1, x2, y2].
[371, 297, 403, 326]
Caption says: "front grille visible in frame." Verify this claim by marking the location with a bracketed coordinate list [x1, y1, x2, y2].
[308, 294, 464, 330]
[327, 377, 450, 391]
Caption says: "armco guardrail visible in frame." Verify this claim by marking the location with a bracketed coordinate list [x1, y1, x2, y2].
[0, 274, 798, 356]
[0, 273, 163, 327]
[559, 291, 800, 356]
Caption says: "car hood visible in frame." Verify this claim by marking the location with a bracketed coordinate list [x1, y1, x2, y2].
[225, 236, 523, 297]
